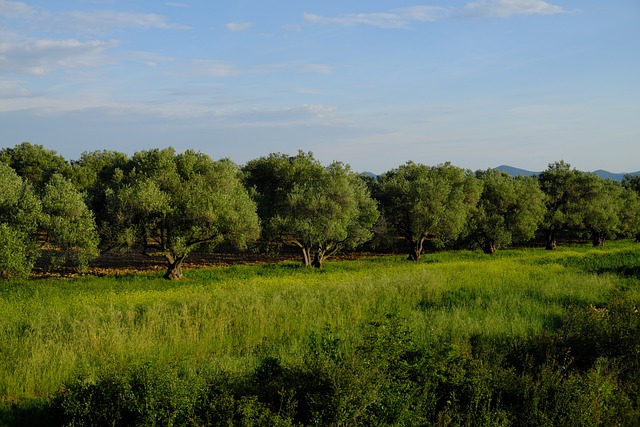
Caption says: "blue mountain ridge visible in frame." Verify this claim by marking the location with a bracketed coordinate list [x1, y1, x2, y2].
[495, 165, 640, 182]
[362, 167, 640, 181]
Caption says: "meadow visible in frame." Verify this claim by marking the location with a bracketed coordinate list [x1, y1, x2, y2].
[1, 242, 639, 426]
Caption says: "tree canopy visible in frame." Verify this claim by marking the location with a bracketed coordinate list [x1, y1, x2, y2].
[376, 162, 481, 261]
[469, 169, 546, 254]
[104, 148, 260, 279]
[578, 174, 623, 246]
[0, 163, 42, 278]
[0, 142, 70, 189]
[244, 152, 379, 267]
[41, 174, 100, 271]
[538, 161, 588, 250]
[2, 141, 640, 278]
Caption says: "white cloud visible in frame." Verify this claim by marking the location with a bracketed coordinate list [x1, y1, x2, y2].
[0, 1, 35, 19]
[45, 10, 191, 34]
[0, 2, 190, 34]
[225, 22, 252, 32]
[0, 38, 119, 75]
[0, 79, 33, 98]
[463, 0, 566, 18]
[210, 104, 337, 126]
[304, 6, 448, 29]
[304, 1, 566, 28]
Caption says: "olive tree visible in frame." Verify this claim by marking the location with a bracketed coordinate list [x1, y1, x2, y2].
[622, 175, 640, 242]
[41, 174, 100, 271]
[0, 163, 41, 278]
[0, 142, 70, 188]
[243, 152, 379, 268]
[67, 150, 130, 245]
[376, 162, 481, 261]
[537, 161, 588, 249]
[578, 174, 624, 246]
[105, 148, 260, 279]
[469, 169, 545, 254]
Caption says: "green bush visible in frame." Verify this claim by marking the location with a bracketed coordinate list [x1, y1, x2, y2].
[46, 308, 640, 426]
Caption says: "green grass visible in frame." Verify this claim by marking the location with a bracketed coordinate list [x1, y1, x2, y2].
[1, 241, 639, 407]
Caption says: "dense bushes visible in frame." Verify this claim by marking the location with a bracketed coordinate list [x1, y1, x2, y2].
[42, 297, 639, 426]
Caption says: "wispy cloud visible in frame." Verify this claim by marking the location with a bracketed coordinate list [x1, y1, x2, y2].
[0, 79, 34, 98]
[212, 104, 336, 125]
[0, 0, 35, 19]
[304, 1, 566, 28]
[304, 6, 448, 29]
[178, 59, 333, 78]
[0, 1, 191, 34]
[463, 0, 566, 18]
[0, 38, 119, 75]
[41, 10, 191, 34]
[225, 22, 252, 32]
[164, 2, 189, 8]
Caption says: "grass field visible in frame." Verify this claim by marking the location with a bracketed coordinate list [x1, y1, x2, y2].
[1, 241, 639, 425]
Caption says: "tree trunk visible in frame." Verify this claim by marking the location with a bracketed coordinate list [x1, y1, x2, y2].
[482, 240, 497, 255]
[301, 246, 312, 268]
[545, 230, 557, 250]
[311, 250, 324, 268]
[407, 239, 424, 261]
[592, 233, 605, 247]
[164, 254, 185, 280]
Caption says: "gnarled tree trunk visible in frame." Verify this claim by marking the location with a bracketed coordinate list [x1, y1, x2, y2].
[300, 246, 326, 268]
[311, 250, 325, 268]
[164, 254, 186, 280]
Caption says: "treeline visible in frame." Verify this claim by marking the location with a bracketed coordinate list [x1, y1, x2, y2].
[1, 142, 640, 279]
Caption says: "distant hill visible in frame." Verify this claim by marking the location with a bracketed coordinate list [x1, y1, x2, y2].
[495, 165, 640, 182]
[494, 165, 538, 177]
[361, 171, 379, 179]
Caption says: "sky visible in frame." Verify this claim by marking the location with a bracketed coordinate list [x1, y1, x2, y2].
[1, 0, 639, 174]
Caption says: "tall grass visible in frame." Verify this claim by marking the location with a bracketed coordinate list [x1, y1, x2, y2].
[1, 241, 638, 406]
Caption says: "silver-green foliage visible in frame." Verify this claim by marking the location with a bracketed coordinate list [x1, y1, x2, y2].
[0, 163, 41, 278]
[244, 151, 379, 267]
[105, 148, 260, 279]
[469, 169, 546, 254]
[377, 161, 481, 260]
[41, 173, 100, 271]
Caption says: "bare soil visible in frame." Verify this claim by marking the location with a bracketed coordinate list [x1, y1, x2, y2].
[32, 247, 296, 278]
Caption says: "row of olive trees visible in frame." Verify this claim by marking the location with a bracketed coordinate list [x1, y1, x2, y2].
[2, 142, 640, 279]
[0, 144, 378, 279]
[374, 160, 640, 259]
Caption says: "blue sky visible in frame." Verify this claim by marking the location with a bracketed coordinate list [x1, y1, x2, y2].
[1, 0, 638, 173]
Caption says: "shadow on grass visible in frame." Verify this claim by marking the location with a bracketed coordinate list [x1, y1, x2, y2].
[0, 399, 57, 427]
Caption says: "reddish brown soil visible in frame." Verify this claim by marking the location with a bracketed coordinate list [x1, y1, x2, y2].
[32, 249, 295, 278]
